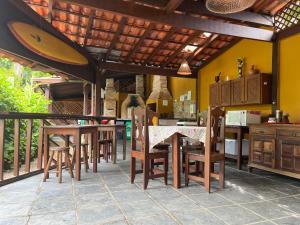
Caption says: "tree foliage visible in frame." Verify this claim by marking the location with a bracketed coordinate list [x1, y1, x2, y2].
[0, 57, 50, 169]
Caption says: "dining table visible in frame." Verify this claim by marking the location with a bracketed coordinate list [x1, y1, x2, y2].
[97, 124, 127, 164]
[148, 125, 207, 188]
[43, 125, 99, 181]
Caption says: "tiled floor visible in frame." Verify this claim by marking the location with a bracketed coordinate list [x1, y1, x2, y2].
[1, 144, 300, 225]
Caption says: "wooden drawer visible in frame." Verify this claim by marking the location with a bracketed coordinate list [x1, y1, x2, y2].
[281, 157, 293, 170]
[294, 131, 300, 137]
[253, 141, 264, 150]
[294, 146, 300, 157]
[252, 127, 275, 136]
[281, 144, 294, 157]
[277, 129, 294, 137]
[294, 157, 300, 172]
[263, 142, 273, 153]
[263, 153, 273, 167]
[253, 151, 262, 163]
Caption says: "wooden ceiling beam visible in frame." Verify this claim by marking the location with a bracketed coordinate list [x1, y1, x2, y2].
[165, 0, 184, 14]
[161, 31, 201, 68]
[61, 0, 274, 41]
[124, 23, 155, 63]
[177, 0, 273, 27]
[83, 10, 95, 46]
[105, 17, 126, 60]
[99, 61, 197, 78]
[187, 34, 219, 63]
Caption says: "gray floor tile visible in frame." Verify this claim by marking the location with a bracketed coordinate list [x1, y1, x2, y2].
[119, 199, 162, 219]
[74, 184, 107, 196]
[272, 215, 300, 225]
[0, 216, 28, 225]
[173, 209, 226, 225]
[2, 145, 300, 225]
[243, 201, 296, 220]
[210, 205, 265, 225]
[129, 213, 178, 225]
[28, 211, 76, 225]
[76, 193, 115, 208]
[189, 193, 233, 208]
[158, 195, 200, 212]
[112, 190, 149, 203]
[244, 187, 289, 201]
[31, 197, 75, 215]
[218, 188, 261, 204]
[0, 203, 31, 218]
[271, 197, 300, 214]
[78, 204, 125, 225]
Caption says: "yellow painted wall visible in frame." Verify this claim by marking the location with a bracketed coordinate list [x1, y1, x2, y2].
[279, 33, 300, 122]
[198, 39, 273, 117]
[169, 77, 196, 102]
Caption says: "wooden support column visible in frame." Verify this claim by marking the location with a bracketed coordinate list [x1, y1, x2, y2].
[44, 85, 53, 113]
[272, 35, 279, 115]
[83, 82, 90, 116]
[91, 74, 102, 116]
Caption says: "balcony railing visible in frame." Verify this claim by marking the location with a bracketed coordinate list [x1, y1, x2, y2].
[0, 112, 115, 186]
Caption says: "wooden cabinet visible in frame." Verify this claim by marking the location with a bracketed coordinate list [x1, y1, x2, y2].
[209, 83, 220, 107]
[245, 74, 272, 104]
[250, 126, 275, 168]
[220, 81, 231, 106]
[231, 78, 244, 106]
[249, 125, 300, 179]
[209, 74, 272, 107]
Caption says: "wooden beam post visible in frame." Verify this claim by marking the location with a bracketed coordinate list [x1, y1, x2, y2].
[83, 82, 90, 116]
[91, 73, 102, 116]
[272, 36, 279, 115]
[44, 85, 53, 113]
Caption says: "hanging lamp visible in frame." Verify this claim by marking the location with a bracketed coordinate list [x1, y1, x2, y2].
[177, 60, 192, 75]
[206, 0, 256, 14]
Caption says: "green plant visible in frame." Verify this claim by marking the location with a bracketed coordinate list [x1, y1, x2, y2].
[0, 57, 50, 169]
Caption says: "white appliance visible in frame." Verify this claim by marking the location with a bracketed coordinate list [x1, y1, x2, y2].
[226, 110, 261, 126]
[176, 121, 198, 126]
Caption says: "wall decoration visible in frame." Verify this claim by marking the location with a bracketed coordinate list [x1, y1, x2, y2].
[162, 100, 168, 106]
[187, 91, 192, 100]
[215, 72, 221, 83]
[7, 21, 88, 65]
[237, 57, 245, 78]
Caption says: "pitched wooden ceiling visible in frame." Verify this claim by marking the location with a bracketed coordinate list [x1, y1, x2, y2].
[23, 0, 290, 78]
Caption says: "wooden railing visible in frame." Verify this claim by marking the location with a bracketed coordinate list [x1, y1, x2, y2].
[0, 112, 115, 186]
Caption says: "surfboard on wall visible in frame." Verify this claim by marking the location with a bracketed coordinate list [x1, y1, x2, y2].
[7, 21, 88, 66]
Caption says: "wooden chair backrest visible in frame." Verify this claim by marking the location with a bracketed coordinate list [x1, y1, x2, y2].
[205, 106, 225, 155]
[131, 107, 159, 154]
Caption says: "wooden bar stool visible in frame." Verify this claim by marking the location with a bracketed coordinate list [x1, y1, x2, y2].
[43, 146, 74, 183]
[98, 130, 113, 163]
[71, 143, 89, 172]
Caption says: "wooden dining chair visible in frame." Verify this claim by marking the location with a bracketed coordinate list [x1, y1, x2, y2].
[184, 106, 225, 193]
[130, 107, 169, 190]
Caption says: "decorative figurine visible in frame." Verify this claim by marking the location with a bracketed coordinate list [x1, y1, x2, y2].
[237, 57, 245, 78]
[215, 72, 221, 83]
[248, 65, 260, 76]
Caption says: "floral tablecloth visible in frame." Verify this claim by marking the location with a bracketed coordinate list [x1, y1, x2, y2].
[148, 126, 206, 150]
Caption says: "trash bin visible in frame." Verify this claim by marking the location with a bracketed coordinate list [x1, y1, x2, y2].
[125, 120, 132, 140]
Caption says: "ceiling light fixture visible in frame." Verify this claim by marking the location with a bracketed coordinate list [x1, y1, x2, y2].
[206, 0, 256, 14]
[177, 60, 192, 75]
